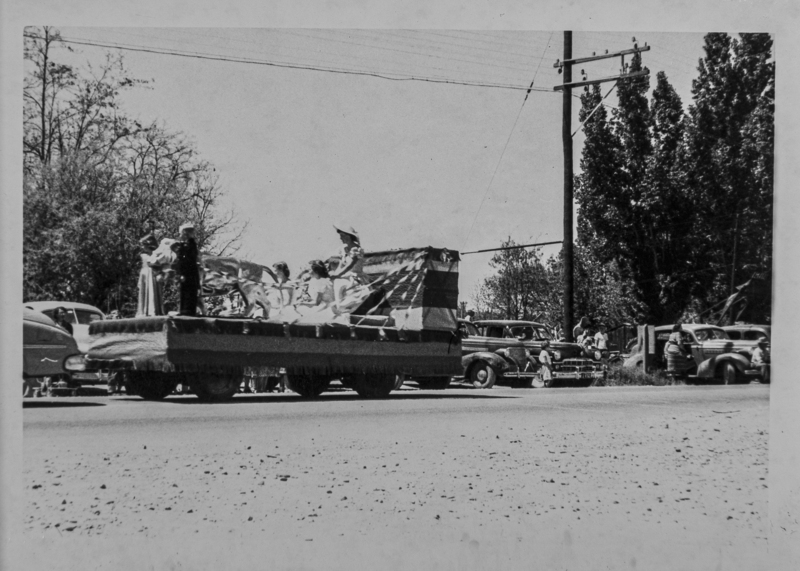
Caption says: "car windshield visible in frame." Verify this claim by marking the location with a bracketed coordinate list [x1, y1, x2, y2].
[76, 310, 103, 324]
[533, 326, 552, 340]
[508, 326, 535, 340]
[693, 328, 729, 341]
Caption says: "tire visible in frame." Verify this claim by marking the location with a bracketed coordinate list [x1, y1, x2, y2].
[349, 374, 396, 399]
[285, 374, 331, 398]
[416, 376, 451, 390]
[192, 372, 241, 402]
[127, 371, 177, 401]
[468, 362, 496, 389]
[721, 362, 738, 385]
[761, 367, 770, 384]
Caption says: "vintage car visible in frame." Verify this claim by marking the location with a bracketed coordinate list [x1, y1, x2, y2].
[623, 323, 767, 384]
[24, 301, 108, 386]
[722, 324, 771, 343]
[457, 319, 606, 388]
[23, 307, 85, 396]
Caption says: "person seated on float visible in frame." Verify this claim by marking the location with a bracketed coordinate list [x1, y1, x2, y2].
[329, 224, 368, 304]
[271, 261, 294, 308]
[295, 260, 335, 310]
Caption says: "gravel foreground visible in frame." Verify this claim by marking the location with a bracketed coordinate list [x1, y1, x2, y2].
[21, 385, 770, 570]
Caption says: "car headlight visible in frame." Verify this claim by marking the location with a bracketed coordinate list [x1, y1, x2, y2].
[64, 354, 87, 372]
[552, 350, 562, 361]
[594, 350, 602, 361]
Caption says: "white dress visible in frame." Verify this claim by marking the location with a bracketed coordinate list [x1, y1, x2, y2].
[307, 277, 335, 307]
[538, 350, 553, 381]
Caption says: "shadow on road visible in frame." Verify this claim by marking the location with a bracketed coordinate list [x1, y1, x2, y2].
[113, 391, 518, 405]
[23, 401, 106, 409]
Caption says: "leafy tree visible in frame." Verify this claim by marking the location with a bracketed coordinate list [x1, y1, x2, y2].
[473, 239, 558, 323]
[682, 33, 774, 322]
[23, 27, 246, 314]
[574, 34, 773, 324]
[473, 239, 640, 337]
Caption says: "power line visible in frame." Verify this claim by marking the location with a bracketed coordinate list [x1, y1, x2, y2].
[135, 28, 532, 88]
[462, 240, 563, 255]
[278, 29, 539, 75]
[24, 32, 555, 94]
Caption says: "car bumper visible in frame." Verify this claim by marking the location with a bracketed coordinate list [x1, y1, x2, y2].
[552, 370, 605, 381]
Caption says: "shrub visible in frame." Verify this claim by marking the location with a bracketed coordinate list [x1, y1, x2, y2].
[598, 362, 683, 387]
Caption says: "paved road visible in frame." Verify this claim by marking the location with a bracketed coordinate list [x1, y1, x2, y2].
[22, 384, 769, 571]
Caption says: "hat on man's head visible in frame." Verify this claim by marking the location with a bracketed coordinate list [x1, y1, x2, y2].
[179, 222, 195, 233]
[333, 224, 359, 239]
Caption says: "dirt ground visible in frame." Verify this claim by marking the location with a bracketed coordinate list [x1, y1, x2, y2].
[19, 385, 770, 570]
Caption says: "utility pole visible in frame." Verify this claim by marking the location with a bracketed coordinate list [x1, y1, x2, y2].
[553, 35, 651, 342]
[561, 31, 574, 342]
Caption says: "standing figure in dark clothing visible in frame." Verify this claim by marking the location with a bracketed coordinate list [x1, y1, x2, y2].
[171, 223, 200, 316]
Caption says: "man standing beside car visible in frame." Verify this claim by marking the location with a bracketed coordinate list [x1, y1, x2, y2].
[594, 325, 608, 350]
[750, 339, 769, 382]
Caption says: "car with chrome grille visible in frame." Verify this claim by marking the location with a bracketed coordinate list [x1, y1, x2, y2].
[457, 319, 606, 388]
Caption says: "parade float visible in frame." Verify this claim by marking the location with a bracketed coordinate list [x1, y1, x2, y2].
[85, 247, 462, 401]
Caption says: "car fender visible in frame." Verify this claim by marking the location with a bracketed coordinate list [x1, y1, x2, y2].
[696, 353, 751, 378]
[462, 352, 511, 375]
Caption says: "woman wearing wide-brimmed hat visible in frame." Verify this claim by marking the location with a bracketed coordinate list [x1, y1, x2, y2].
[330, 224, 368, 304]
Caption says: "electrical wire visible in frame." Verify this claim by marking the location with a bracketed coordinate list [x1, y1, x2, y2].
[23, 32, 555, 93]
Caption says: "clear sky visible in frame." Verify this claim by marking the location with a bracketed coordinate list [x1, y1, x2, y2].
[48, 29, 708, 304]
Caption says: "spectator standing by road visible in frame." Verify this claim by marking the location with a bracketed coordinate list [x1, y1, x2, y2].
[665, 323, 690, 376]
[750, 340, 769, 381]
[465, 309, 476, 322]
[594, 325, 609, 350]
[573, 316, 590, 342]
[171, 223, 200, 316]
[538, 340, 553, 384]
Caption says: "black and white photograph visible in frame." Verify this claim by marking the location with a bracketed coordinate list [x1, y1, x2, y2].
[2, 3, 799, 570]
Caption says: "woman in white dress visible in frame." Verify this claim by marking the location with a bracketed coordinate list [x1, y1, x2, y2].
[271, 262, 294, 308]
[330, 225, 368, 304]
[136, 234, 163, 317]
[303, 260, 335, 308]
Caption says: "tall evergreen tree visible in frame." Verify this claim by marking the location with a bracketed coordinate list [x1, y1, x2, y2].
[683, 33, 774, 322]
[575, 54, 692, 323]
